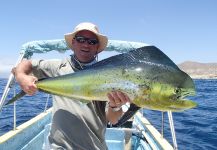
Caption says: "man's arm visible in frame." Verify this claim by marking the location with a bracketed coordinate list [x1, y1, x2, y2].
[106, 91, 130, 124]
[13, 59, 38, 95]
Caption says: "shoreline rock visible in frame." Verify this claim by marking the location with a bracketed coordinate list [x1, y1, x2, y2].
[190, 75, 217, 79]
[178, 61, 217, 80]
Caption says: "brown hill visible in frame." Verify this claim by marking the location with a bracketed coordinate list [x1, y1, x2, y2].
[178, 61, 217, 79]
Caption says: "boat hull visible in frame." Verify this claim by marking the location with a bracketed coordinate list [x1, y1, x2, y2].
[0, 108, 173, 150]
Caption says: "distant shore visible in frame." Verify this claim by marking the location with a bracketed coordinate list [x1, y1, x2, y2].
[190, 75, 217, 79]
[178, 61, 217, 80]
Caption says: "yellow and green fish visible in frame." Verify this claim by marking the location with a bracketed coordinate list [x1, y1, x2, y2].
[6, 46, 197, 112]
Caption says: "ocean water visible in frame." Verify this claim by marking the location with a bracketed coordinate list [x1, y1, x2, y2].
[0, 78, 52, 136]
[0, 78, 216, 150]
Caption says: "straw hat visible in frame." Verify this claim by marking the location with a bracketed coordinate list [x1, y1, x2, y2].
[64, 22, 108, 53]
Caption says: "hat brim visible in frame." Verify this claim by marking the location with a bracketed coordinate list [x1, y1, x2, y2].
[64, 30, 108, 53]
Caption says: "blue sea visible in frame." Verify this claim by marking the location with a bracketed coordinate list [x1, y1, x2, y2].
[0, 78, 216, 150]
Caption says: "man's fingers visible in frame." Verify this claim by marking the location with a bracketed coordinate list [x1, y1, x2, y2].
[111, 91, 122, 104]
[116, 91, 129, 103]
[107, 91, 131, 108]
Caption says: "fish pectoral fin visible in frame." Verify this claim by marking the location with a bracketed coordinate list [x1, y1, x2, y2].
[5, 90, 26, 105]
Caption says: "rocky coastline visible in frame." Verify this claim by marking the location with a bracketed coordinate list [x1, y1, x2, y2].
[178, 61, 217, 79]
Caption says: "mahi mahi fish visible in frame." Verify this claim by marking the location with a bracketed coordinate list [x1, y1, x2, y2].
[6, 46, 197, 112]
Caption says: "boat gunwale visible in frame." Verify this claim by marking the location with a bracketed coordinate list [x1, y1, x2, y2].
[0, 108, 52, 143]
[134, 112, 174, 150]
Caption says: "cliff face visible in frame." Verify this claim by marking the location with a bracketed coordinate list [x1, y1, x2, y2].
[178, 61, 217, 79]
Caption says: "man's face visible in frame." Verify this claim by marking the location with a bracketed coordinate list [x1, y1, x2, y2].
[72, 30, 99, 63]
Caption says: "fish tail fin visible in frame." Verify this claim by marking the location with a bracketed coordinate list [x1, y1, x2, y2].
[5, 90, 26, 105]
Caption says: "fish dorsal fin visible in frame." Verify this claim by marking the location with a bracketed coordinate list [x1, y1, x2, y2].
[88, 46, 178, 69]
[127, 46, 178, 69]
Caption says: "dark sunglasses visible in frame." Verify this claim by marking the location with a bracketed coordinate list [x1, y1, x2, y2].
[74, 36, 99, 45]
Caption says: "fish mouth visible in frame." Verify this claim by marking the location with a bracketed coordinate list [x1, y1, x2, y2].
[174, 87, 196, 100]
[167, 90, 197, 111]
[172, 93, 194, 101]
[180, 90, 196, 99]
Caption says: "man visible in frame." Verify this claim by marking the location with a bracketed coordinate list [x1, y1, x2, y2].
[13, 22, 130, 150]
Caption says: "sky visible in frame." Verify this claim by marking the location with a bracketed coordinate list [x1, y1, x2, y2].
[0, 0, 217, 77]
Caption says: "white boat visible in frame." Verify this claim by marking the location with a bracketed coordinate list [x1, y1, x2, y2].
[0, 39, 176, 150]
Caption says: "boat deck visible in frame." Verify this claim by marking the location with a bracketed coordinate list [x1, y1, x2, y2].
[0, 108, 173, 150]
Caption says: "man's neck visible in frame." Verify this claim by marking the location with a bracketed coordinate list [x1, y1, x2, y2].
[71, 55, 97, 69]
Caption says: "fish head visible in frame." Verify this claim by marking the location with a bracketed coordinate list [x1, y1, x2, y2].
[167, 71, 197, 111]
[133, 69, 197, 112]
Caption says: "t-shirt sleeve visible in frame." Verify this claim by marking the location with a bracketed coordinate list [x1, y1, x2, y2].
[31, 59, 62, 79]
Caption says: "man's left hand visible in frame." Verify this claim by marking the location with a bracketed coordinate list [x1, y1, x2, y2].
[107, 91, 131, 108]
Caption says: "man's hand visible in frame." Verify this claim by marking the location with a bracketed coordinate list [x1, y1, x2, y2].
[107, 91, 131, 108]
[12, 67, 38, 96]
[18, 75, 38, 95]
[106, 91, 131, 124]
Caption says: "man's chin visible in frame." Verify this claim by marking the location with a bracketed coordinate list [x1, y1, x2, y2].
[79, 57, 94, 63]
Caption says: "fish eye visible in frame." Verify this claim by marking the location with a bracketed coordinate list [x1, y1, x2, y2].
[174, 88, 181, 94]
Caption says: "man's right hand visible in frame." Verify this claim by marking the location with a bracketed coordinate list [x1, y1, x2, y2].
[12, 61, 38, 96]
[16, 74, 38, 95]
